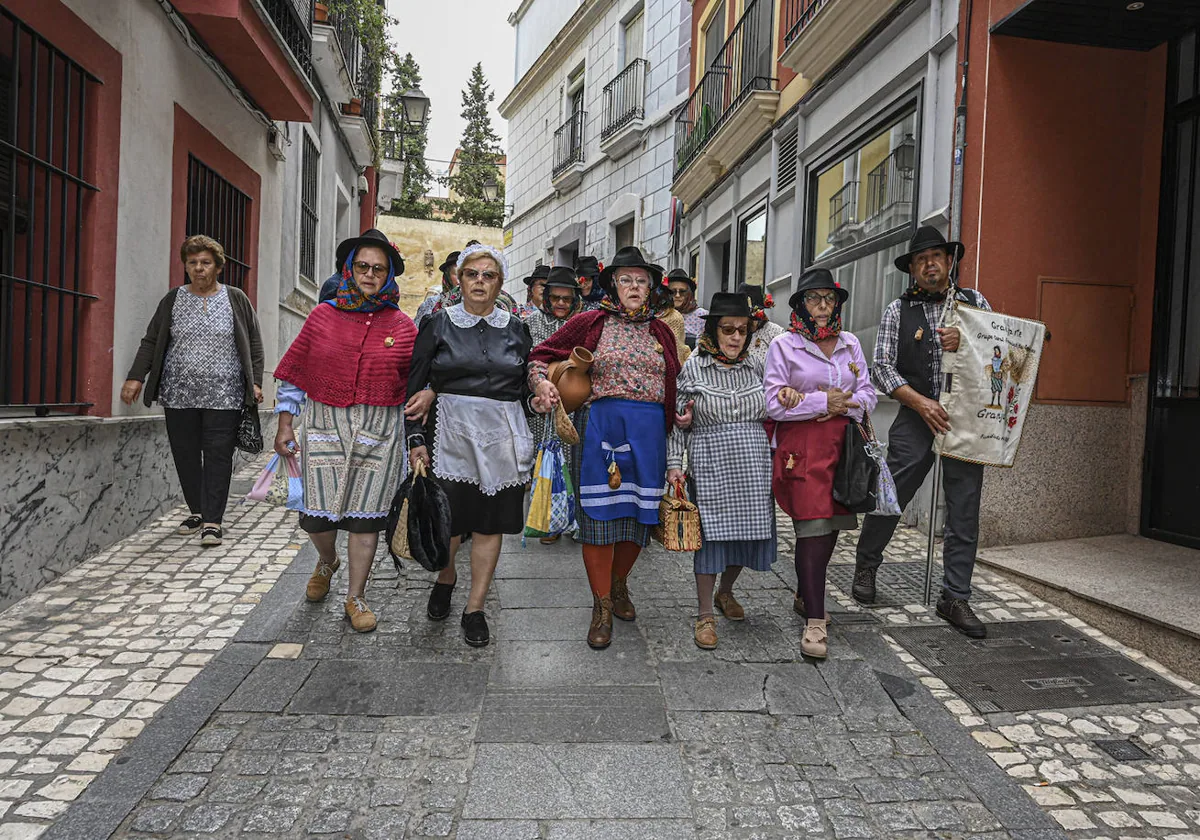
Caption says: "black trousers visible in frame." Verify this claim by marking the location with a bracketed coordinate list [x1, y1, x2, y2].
[854, 406, 984, 600]
[164, 408, 241, 525]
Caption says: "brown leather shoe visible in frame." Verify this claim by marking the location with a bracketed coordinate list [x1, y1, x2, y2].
[306, 557, 340, 602]
[587, 595, 613, 649]
[801, 619, 828, 659]
[344, 596, 377, 633]
[611, 575, 636, 621]
[694, 617, 718, 650]
[539, 534, 561, 544]
[714, 591, 745, 621]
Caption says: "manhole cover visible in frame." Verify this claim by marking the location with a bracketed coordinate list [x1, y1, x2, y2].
[887, 620, 1193, 712]
[827, 562, 933, 607]
[1094, 739, 1154, 761]
[828, 610, 880, 626]
[887, 621, 1116, 667]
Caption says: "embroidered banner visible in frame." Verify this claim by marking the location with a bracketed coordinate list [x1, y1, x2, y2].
[934, 302, 1047, 467]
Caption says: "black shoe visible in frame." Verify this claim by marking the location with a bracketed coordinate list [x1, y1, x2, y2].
[427, 581, 455, 621]
[851, 565, 877, 604]
[199, 526, 223, 547]
[461, 610, 490, 647]
[178, 515, 203, 536]
[936, 594, 986, 638]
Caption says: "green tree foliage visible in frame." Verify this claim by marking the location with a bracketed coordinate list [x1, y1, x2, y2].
[382, 52, 432, 219]
[447, 63, 505, 228]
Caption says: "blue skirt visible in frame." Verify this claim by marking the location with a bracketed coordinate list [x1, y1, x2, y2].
[578, 398, 666, 527]
[693, 537, 777, 575]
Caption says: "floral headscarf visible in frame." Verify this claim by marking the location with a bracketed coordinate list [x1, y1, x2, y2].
[327, 248, 399, 312]
[789, 286, 844, 341]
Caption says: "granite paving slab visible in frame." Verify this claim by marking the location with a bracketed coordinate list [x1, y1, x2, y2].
[286, 660, 490, 716]
[220, 659, 316, 713]
[477, 686, 669, 743]
[496, 607, 595, 641]
[489, 639, 658, 687]
[495, 577, 595, 608]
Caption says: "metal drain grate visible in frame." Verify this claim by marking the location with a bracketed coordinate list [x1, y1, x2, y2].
[888, 620, 1193, 712]
[828, 610, 880, 626]
[827, 562, 933, 607]
[1094, 739, 1153, 762]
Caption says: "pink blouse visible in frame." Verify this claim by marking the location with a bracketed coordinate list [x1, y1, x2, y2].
[763, 331, 878, 423]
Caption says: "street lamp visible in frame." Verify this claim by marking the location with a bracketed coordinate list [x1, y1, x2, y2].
[895, 133, 916, 174]
[482, 176, 499, 203]
[400, 87, 430, 127]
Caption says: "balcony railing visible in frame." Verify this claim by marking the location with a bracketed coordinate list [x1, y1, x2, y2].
[828, 180, 858, 240]
[263, 0, 313, 75]
[379, 130, 401, 160]
[553, 110, 586, 178]
[673, 0, 776, 176]
[332, 9, 361, 93]
[782, 0, 829, 48]
[602, 59, 648, 140]
[864, 149, 914, 220]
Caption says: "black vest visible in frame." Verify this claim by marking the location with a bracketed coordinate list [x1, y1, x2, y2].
[896, 300, 938, 399]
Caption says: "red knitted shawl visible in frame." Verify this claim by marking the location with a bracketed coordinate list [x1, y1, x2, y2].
[274, 305, 416, 407]
[529, 309, 681, 431]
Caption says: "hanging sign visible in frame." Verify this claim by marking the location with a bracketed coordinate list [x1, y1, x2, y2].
[934, 302, 1047, 467]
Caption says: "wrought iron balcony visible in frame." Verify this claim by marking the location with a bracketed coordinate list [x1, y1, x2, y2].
[828, 180, 858, 240]
[332, 9, 361, 95]
[602, 59, 648, 140]
[865, 148, 914, 221]
[553, 110, 586, 183]
[378, 130, 401, 161]
[782, 0, 828, 49]
[779, 0, 903, 85]
[673, 0, 777, 179]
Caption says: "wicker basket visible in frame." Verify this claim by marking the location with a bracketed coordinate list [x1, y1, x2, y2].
[653, 480, 702, 552]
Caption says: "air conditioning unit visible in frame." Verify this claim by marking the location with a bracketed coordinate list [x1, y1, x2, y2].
[267, 126, 287, 162]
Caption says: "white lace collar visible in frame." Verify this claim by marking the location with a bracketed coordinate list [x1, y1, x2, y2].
[446, 303, 510, 329]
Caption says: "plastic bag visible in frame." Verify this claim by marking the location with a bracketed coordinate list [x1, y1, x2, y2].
[524, 440, 575, 538]
[245, 454, 303, 509]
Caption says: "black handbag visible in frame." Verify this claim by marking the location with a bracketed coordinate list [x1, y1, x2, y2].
[832, 419, 881, 514]
[385, 460, 452, 572]
[235, 405, 263, 454]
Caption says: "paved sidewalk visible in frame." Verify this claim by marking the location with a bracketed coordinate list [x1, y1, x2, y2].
[3, 498, 1200, 839]
[0, 459, 303, 837]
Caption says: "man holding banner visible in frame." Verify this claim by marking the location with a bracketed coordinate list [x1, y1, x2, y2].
[852, 226, 992, 638]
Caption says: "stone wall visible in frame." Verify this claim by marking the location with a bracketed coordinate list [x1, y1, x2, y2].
[374, 216, 504, 316]
[0, 412, 276, 610]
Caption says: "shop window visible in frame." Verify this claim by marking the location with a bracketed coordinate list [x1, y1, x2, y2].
[299, 132, 319, 284]
[806, 106, 919, 362]
[738, 207, 767, 287]
[186, 155, 253, 290]
[0, 9, 101, 413]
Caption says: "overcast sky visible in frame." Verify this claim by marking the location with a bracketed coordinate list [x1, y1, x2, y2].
[387, 1, 516, 197]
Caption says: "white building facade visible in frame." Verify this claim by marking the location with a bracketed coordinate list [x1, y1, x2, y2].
[501, 0, 693, 293]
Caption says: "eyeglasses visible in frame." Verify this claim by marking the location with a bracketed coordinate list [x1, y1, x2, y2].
[353, 260, 389, 277]
[803, 291, 839, 306]
[547, 293, 574, 305]
[462, 268, 500, 283]
[670, 288, 689, 298]
[616, 275, 651, 289]
[718, 325, 749, 337]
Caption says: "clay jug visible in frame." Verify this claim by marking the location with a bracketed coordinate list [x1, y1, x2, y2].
[548, 347, 594, 413]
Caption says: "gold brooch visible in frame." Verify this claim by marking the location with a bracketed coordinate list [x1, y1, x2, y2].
[654, 343, 663, 353]
[849, 362, 860, 376]
[914, 327, 924, 341]
[384, 336, 395, 347]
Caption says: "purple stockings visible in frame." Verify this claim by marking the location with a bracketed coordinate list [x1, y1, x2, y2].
[794, 532, 839, 619]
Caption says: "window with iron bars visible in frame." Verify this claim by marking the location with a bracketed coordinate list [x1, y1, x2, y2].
[299, 132, 319, 284]
[0, 9, 101, 415]
[185, 155, 253, 291]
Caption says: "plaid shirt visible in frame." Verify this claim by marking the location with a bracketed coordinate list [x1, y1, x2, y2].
[871, 287, 991, 399]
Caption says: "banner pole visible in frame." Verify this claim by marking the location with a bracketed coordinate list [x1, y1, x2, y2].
[923, 456, 941, 606]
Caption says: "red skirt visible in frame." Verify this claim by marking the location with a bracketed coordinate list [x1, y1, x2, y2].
[772, 416, 851, 522]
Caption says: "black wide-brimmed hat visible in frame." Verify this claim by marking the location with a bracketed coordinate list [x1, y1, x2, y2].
[736, 282, 768, 309]
[894, 225, 965, 273]
[788, 268, 848, 310]
[665, 267, 697, 291]
[336, 228, 405, 275]
[598, 246, 664, 292]
[523, 264, 551, 286]
[703, 292, 754, 320]
[575, 255, 601, 279]
[545, 266, 581, 292]
[438, 251, 461, 274]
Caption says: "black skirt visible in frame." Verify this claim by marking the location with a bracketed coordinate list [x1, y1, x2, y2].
[437, 479, 525, 537]
[299, 513, 387, 534]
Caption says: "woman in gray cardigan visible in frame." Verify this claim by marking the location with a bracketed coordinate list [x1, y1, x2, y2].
[122, 235, 264, 547]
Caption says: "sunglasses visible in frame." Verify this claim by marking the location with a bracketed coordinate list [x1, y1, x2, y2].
[547, 293, 574, 305]
[462, 269, 500, 283]
[353, 260, 389, 277]
[718, 325, 749, 337]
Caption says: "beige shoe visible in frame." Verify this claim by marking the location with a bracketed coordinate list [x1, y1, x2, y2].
[714, 591, 745, 621]
[801, 619, 828, 659]
[611, 575, 636, 621]
[306, 557, 340, 602]
[694, 617, 718, 650]
[345, 596, 377, 633]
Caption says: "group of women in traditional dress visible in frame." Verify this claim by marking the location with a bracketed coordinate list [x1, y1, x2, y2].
[136, 225, 876, 658]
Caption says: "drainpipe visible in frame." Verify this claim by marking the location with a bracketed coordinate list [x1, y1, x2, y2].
[949, 0, 974, 243]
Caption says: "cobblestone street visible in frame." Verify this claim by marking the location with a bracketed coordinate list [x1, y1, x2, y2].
[1, 489, 1198, 839]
